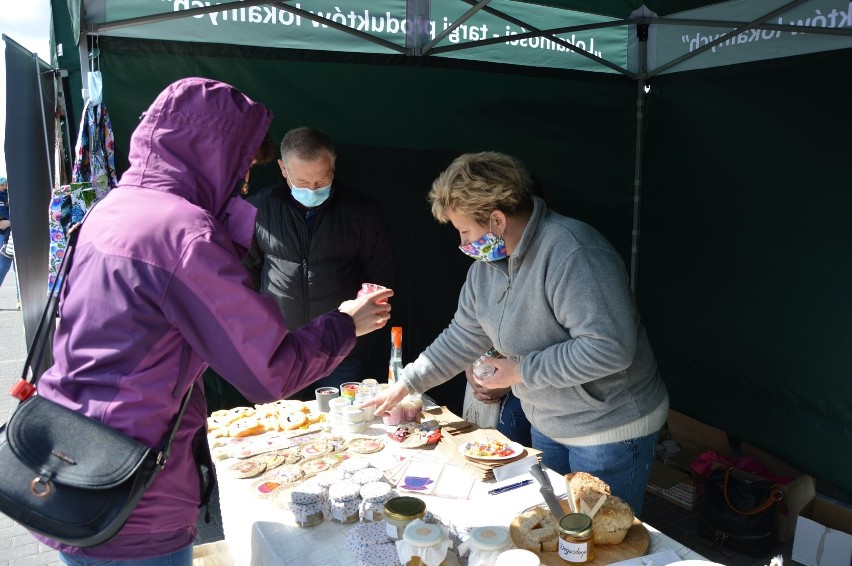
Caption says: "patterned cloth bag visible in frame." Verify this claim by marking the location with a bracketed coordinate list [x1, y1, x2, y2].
[48, 101, 117, 291]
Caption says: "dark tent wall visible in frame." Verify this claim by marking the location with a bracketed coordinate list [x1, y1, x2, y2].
[96, 37, 638, 415]
[640, 47, 852, 496]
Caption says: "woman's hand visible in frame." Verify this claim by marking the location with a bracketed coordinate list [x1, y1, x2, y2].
[465, 366, 509, 403]
[337, 288, 393, 336]
[357, 380, 410, 417]
[472, 356, 521, 389]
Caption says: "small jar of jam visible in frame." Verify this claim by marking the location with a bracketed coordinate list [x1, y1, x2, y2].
[287, 482, 325, 528]
[557, 513, 594, 563]
[328, 480, 362, 524]
[383, 496, 426, 540]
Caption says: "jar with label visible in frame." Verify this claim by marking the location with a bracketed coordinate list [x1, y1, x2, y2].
[383, 496, 426, 540]
[464, 526, 512, 566]
[557, 513, 594, 564]
[328, 480, 362, 524]
[359, 481, 395, 522]
[399, 519, 451, 566]
[287, 482, 325, 528]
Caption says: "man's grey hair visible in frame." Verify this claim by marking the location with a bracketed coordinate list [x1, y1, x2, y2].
[279, 127, 336, 164]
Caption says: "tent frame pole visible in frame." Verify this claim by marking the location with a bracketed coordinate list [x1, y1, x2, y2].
[629, 23, 649, 296]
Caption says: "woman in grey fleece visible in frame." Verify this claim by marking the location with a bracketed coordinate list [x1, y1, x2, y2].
[363, 152, 668, 516]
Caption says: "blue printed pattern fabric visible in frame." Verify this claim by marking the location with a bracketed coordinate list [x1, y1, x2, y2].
[48, 184, 98, 292]
[47, 101, 117, 292]
[73, 101, 118, 199]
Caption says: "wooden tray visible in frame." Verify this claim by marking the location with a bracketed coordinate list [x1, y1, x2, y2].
[509, 500, 649, 565]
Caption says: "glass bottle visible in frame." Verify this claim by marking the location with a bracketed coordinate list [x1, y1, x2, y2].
[388, 326, 403, 384]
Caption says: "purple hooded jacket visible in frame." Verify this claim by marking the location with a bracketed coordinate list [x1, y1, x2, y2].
[35, 78, 356, 558]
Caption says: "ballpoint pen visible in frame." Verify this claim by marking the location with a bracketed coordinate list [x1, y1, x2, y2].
[488, 478, 535, 495]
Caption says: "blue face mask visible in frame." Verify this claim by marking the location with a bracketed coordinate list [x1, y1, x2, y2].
[290, 184, 332, 208]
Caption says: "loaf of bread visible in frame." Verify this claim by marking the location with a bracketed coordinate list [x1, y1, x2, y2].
[592, 493, 635, 545]
[565, 472, 634, 545]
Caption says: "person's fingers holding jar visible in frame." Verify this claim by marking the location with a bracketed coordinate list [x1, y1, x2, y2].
[0, 220, 10, 230]
[337, 288, 393, 336]
[473, 356, 521, 389]
[357, 380, 409, 417]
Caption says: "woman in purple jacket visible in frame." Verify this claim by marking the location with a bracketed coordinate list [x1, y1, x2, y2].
[33, 78, 393, 565]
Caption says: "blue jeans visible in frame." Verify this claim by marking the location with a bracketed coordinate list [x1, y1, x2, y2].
[531, 426, 658, 517]
[0, 233, 14, 290]
[496, 391, 532, 447]
[59, 544, 193, 566]
[293, 354, 366, 401]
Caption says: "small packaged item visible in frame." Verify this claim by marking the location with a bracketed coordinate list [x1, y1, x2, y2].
[359, 481, 395, 522]
[461, 526, 512, 566]
[397, 519, 452, 566]
[383, 404, 404, 426]
[287, 482, 325, 528]
[339, 457, 372, 479]
[328, 480, 363, 524]
[352, 466, 386, 487]
[383, 496, 427, 540]
[400, 394, 424, 422]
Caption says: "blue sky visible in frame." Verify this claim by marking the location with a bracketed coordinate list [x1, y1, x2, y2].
[1, 0, 52, 178]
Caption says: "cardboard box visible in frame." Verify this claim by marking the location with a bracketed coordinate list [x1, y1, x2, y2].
[646, 459, 703, 511]
[647, 410, 815, 540]
[792, 494, 852, 566]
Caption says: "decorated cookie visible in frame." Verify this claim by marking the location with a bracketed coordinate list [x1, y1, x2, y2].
[300, 441, 332, 460]
[348, 437, 384, 455]
[251, 464, 304, 498]
[227, 459, 266, 479]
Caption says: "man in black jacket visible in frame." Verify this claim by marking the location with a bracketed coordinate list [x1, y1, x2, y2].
[244, 128, 395, 400]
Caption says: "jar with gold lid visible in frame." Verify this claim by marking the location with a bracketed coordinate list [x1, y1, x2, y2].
[557, 513, 594, 563]
[383, 496, 426, 540]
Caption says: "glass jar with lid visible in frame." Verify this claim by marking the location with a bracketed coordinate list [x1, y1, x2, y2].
[400, 519, 451, 566]
[359, 481, 395, 522]
[557, 513, 594, 563]
[286, 482, 325, 528]
[328, 479, 362, 524]
[464, 526, 512, 566]
[383, 496, 426, 540]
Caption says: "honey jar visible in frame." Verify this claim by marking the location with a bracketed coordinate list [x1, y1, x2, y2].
[557, 513, 594, 563]
[383, 496, 426, 540]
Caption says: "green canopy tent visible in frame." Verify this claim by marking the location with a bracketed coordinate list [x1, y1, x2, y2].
[5, 0, 849, 496]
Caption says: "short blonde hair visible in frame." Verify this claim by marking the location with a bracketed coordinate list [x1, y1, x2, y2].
[428, 152, 533, 225]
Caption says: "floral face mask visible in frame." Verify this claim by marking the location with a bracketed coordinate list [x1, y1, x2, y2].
[459, 221, 507, 262]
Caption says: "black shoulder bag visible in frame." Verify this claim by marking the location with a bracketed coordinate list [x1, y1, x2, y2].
[698, 465, 786, 557]
[0, 222, 194, 547]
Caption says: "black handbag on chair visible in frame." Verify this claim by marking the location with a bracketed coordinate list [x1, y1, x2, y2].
[698, 465, 786, 557]
[0, 221, 193, 547]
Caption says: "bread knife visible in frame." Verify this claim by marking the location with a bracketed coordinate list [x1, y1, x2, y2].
[529, 463, 565, 520]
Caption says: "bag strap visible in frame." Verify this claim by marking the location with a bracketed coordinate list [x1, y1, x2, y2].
[9, 213, 194, 459]
[721, 466, 784, 516]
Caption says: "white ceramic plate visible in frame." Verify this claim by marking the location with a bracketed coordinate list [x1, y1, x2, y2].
[458, 440, 524, 461]
[668, 561, 724, 566]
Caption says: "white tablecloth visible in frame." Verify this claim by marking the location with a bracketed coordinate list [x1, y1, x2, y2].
[213, 416, 709, 566]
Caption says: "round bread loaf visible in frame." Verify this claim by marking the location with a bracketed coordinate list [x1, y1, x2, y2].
[564, 471, 634, 545]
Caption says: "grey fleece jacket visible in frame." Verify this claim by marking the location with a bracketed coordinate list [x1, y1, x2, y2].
[403, 196, 668, 443]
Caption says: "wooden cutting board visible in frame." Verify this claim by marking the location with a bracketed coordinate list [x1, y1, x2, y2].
[509, 500, 649, 565]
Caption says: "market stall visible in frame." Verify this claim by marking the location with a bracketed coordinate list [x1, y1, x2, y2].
[209, 399, 710, 565]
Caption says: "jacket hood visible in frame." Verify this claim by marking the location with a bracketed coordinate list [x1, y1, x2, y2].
[121, 77, 274, 218]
